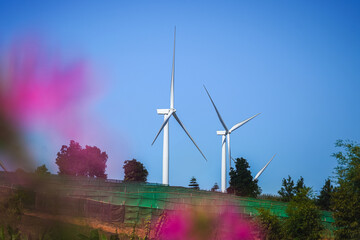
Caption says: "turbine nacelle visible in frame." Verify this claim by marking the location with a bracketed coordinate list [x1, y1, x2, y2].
[157, 108, 176, 115]
[216, 130, 227, 135]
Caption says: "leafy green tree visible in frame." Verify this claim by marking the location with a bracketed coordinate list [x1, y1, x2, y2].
[56, 140, 108, 178]
[256, 208, 284, 240]
[228, 157, 261, 197]
[332, 140, 360, 239]
[316, 178, 333, 211]
[211, 182, 219, 192]
[278, 175, 295, 202]
[189, 177, 200, 190]
[285, 188, 324, 240]
[123, 159, 148, 182]
[34, 164, 51, 176]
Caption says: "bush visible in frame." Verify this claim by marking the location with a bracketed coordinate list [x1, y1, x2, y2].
[256, 208, 284, 240]
[0, 189, 25, 237]
[285, 189, 324, 240]
[257, 194, 282, 201]
[331, 140, 360, 239]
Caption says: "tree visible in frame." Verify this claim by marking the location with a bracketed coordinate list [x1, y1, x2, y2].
[123, 159, 148, 182]
[189, 177, 200, 190]
[294, 176, 307, 194]
[228, 157, 261, 197]
[84, 145, 108, 178]
[278, 175, 308, 202]
[278, 175, 295, 202]
[331, 140, 360, 239]
[211, 182, 219, 192]
[34, 164, 51, 176]
[316, 178, 333, 211]
[55, 140, 108, 178]
[285, 188, 324, 240]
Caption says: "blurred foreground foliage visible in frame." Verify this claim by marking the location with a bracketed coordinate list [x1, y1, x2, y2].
[0, 187, 146, 240]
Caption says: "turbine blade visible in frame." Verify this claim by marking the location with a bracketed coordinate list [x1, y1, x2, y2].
[173, 112, 207, 161]
[170, 26, 176, 109]
[254, 154, 276, 180]
[203, 85, 228, 132]
[229, 113, 261, 133]
[151, 110, 174, 145]
[0, 160, 8, 172]
[222, 136, 226, 146]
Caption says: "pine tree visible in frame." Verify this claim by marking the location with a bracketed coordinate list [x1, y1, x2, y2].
[34, 164, 51, 176]
[278, 175, 309, 202]
[228, 157, 261, 197]
[278, 175, 295, 202]
[294, 176, 307, 194]
[189, 177, 200, 190]
[316, 178, 333, 211]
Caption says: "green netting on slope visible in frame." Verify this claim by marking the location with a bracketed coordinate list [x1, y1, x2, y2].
[41, 180, 334, 224]
[71, 191, 332, 224]
[124, 206, 139, 224]
[0, 173, 334, 227]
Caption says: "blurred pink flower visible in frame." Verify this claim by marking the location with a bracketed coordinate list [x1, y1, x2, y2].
[0, 38, 91, 138]
[158, 205, 257, 240]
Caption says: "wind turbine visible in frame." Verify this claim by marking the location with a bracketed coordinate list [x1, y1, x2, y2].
[152, 27, 207, 185]
[254, 154, 276, 180]
[204, 85, 260, 193]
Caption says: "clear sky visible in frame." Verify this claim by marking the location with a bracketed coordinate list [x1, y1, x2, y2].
[1, 1, 360, 194]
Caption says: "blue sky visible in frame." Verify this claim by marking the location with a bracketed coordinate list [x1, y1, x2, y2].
[1, 1, 360, 194]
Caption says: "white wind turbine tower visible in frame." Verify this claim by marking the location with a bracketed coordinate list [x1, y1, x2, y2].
[254, 154, 276, 181]
[204, 86, 260, 193]
[152, 28, 207, 185]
